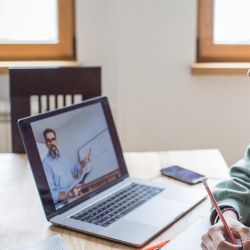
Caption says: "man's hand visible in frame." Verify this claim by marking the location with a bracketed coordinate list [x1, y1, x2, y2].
[201, 214, 250, 250]
[72, 184, 82, 197]
[66, 184, 82, 200]
[80, 155, 91, 168]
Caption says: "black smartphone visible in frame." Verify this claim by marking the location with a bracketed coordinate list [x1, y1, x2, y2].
[160, 165, 205, 185]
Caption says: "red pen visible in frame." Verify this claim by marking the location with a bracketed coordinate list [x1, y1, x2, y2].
[144, 240, 170, 250]
[202, 178, 237, 244]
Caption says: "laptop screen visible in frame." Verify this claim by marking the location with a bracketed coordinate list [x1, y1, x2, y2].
[19, 97, 128, 218]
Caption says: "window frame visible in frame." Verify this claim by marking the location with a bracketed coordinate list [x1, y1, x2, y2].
[197, 0, 250, 62]
[0, 0, 75, 61]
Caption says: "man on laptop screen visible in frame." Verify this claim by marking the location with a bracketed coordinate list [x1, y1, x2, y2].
[42, 128, 92, 205]
[30, 101, 122, 210]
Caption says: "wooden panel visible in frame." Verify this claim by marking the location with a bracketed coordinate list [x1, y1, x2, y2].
[191, 62, 250, 75]
[10, 96, 30, 153]
[10, 67, 101, 96]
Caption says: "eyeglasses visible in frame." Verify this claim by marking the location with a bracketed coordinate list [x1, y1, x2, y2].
[45, 137, 56, 143]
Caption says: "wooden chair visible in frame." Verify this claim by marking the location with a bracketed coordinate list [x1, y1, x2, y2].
[9, 67, 101, 153]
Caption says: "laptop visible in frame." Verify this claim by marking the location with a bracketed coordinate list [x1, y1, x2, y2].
[18, 96, 206, 247]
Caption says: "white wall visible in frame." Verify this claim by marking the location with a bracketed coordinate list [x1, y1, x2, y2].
[1, 0, 250, 165]
[0, 74, 9, 100]
[76, 0, 250, 165]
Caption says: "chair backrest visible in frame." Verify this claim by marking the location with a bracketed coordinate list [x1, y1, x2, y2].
[9, 67, 101, 153]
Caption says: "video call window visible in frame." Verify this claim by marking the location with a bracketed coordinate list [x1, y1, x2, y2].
[31, 103, 120, 210]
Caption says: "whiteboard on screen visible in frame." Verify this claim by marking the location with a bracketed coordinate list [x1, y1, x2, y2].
[78, 128, 119, 184]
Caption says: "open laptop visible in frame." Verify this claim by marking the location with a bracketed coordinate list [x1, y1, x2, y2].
[18, 96, 206, 247]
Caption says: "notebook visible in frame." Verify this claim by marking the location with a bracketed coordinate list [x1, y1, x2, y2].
[18, 96, 206, 247]
[162, 217, 210, 250]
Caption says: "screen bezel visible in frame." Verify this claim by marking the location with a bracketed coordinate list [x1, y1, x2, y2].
[18, 96, 129, 220]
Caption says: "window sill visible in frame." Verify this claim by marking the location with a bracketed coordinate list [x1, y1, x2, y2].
[191, 63, 250, 76]
[0, 60, 81, 74]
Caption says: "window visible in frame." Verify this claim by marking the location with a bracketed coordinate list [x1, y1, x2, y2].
[0, 0, 75, 60]
[197, 0, 250, 62]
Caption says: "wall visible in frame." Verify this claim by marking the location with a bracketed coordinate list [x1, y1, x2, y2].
[0, 0, 250, 165]
[75, 0, 250, 165]
[0, 75, 9, 100]
[0, 74, 11, 152]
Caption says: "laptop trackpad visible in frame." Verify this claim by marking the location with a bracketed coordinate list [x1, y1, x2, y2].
[124, 197, 190, 228]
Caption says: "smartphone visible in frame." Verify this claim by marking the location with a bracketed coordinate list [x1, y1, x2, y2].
[160, 165, 205, 185]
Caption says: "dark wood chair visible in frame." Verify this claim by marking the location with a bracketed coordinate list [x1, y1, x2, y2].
[9, 67, 101, 153]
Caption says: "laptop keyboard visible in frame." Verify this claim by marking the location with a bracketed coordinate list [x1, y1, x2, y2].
[70, 183, 164, 227]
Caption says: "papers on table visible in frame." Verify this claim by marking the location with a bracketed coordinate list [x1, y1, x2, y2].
[3, 235, 70, 250]
[162, 217, 210, 250]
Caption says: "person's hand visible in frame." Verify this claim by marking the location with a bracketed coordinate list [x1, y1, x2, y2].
[66, 184, 82, 199]
[201, 216, 250, 250]
[72, 184, 82, 197]
[80, 155, 91, 168]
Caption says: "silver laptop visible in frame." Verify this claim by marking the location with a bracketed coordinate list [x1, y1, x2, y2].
[18, 96, 205, 247]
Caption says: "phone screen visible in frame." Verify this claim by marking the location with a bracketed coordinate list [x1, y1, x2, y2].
[160, 165, 205, 184]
